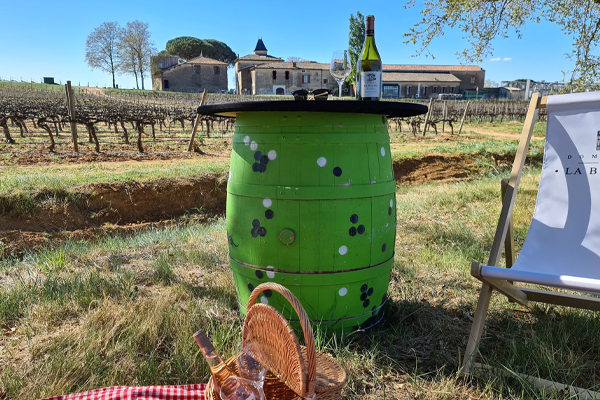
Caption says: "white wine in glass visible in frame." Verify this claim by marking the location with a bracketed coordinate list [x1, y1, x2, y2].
[330, 50, 352, 100]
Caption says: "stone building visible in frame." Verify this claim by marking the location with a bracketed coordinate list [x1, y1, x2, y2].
[152, 55, 228, 93]
[382, 72, 463, 99]
[382, 64, 485, 98]
[250, 62, 337, 95]
[235, 39, 283, 94]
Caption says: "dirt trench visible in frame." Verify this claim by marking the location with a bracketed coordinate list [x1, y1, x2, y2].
[0, 153, 517, 257]
[0, 175, 227, 258]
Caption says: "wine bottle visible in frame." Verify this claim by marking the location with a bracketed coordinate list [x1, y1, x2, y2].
[356, 15, 382, 101]
[194, 330, 230, 392]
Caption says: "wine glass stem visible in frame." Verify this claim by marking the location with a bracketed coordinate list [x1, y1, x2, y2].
[338, 83, 342, 100]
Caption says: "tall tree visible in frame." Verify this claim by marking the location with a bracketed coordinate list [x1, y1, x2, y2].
[165, 37, 203, 60]
[119, 21, 156, 90]
[85, 22, 122, 89]
[165, 37, 236, 64]
[348, 12, 366, 86]
[403, 0, 600, 91]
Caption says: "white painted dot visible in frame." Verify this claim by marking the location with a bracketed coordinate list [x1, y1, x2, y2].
[243, 136, 250, 145]
[250, 141, 258, 151]
[380, 147, 386, 157]
[261, 296, 268, 304]
[263, 198, 272, 208]
[228, 170, 232, 180]
[338, 287, 348, 296]
[266, 266, 275, 279]
[339, 245, 348, 255]
[390, 199, 394, 207]
[268, 150, 277, 160]
[317, 157, 327, 167]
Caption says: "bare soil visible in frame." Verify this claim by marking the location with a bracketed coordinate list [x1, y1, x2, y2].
[0, 150, 513, 257]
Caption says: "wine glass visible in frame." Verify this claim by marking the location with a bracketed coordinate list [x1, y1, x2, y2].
[236, 342, 267, 387]
[220, 376, 266, 400]
[330, 50, 352, 100]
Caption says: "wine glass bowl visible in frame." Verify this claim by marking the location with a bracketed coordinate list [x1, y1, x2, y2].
[330, 50, 352, 100]
[236, 341, 267, 386]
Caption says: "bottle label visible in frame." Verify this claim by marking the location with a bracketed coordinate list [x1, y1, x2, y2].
[360, 72, 380, 98]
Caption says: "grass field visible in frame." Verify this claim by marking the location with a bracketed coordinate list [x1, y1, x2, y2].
[2, 121, 599, 400]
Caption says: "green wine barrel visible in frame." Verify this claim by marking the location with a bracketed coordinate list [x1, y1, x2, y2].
[226, 110, 397, 333]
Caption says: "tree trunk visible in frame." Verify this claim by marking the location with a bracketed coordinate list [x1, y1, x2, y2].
[38, 119, 55, 152]
[136, 122, 144, 153]
[1, 118, 15, 144]
[85, 123, 100, 152]
[151, 121, 155, 141]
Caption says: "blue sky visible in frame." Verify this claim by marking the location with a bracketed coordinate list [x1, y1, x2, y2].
[0, 0, 574, 90]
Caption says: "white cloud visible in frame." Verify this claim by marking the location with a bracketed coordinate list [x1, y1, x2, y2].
[503, 57, 512, 61]
[490, 57, 501, 62]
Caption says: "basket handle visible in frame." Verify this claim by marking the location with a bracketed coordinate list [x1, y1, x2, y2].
[248, 282, 316, 397]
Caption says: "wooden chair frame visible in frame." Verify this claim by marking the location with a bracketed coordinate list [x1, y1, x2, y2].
[462, 93, 600, 374]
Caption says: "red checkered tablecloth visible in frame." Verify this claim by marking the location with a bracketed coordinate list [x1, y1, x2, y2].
[38, 384, 206, 400]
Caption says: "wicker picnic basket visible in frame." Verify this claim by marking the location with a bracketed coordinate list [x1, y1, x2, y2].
[206, 282, 347, 400]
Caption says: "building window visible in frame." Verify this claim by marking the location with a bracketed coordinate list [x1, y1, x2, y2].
[382, 84, 399, 99]
[285, 71, 290, 80]
[451, 86, 456, 93]
[272, 71, 277, 80]
[302, 75, 310, 83]
[194, 65, 201, 74]
[433, 86, 438, 93]
[406, 86, 411, 96]
[323, 79, 328, 84]
[470, 76, 475, 84]
[214, 66, 220, 75]
[441, 86, 447, 93]
[163, 80, 169, 89]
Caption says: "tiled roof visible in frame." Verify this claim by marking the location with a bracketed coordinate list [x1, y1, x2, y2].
[383, 64, 483, 72]
[253, 62, 330, 70]
[161, 56, 228, 72]
[183, 56, 228, 65]
[383, 72, 462, 83]
[237, 54, 282, 61]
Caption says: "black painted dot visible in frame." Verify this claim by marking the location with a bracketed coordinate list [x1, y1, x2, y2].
[252, 219, 260, 228]
[333, 167, 342, 177]
[357, 225, 365, 234]
[371, 306, 377, 316]
[388, 207, 392, 216]
[260, 155, 269, 164]
[264, 289, 272, 297]
[254, 151, 263, 161]
[363, 299, 370, 308]
[252, 162, 260, 172]
[350, 214, 358, 224]
[382, 243, 387, 252]
[258, 163, 267, 173]
[248, 283, 255, 292]
[349, 227, 357, 236]
[367, 287, 374, 296]
[258, 227, 267, 237]
[251, 228, 259, 238]
[255, 270, 264, 279]
[265, 209, 274, 219]
[360, 293, 367, 301]
[360, 284, 368, 293]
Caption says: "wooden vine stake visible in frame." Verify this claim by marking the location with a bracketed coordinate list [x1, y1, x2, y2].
[65, 81, 78, 152]
[187, 89, 208, 151]
[422, 97, 434, 136]
[458, 101, 470, 136]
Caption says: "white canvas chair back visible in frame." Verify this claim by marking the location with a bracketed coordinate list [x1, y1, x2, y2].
[481, 92, 600, 294]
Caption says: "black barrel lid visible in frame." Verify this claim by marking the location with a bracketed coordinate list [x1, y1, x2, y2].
[197, 100, 427, 118]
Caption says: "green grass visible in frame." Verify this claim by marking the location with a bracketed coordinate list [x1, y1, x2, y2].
[0, 81, 85, 94]
[2, 169, 600, 399]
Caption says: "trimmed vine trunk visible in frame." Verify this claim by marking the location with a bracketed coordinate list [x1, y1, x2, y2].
[120, 121, 129, 144]
[85, 122, 100, 152]
[38, 119, 55, 152]
[1, 118, 15, 144]
[136, 121, 144, 153]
